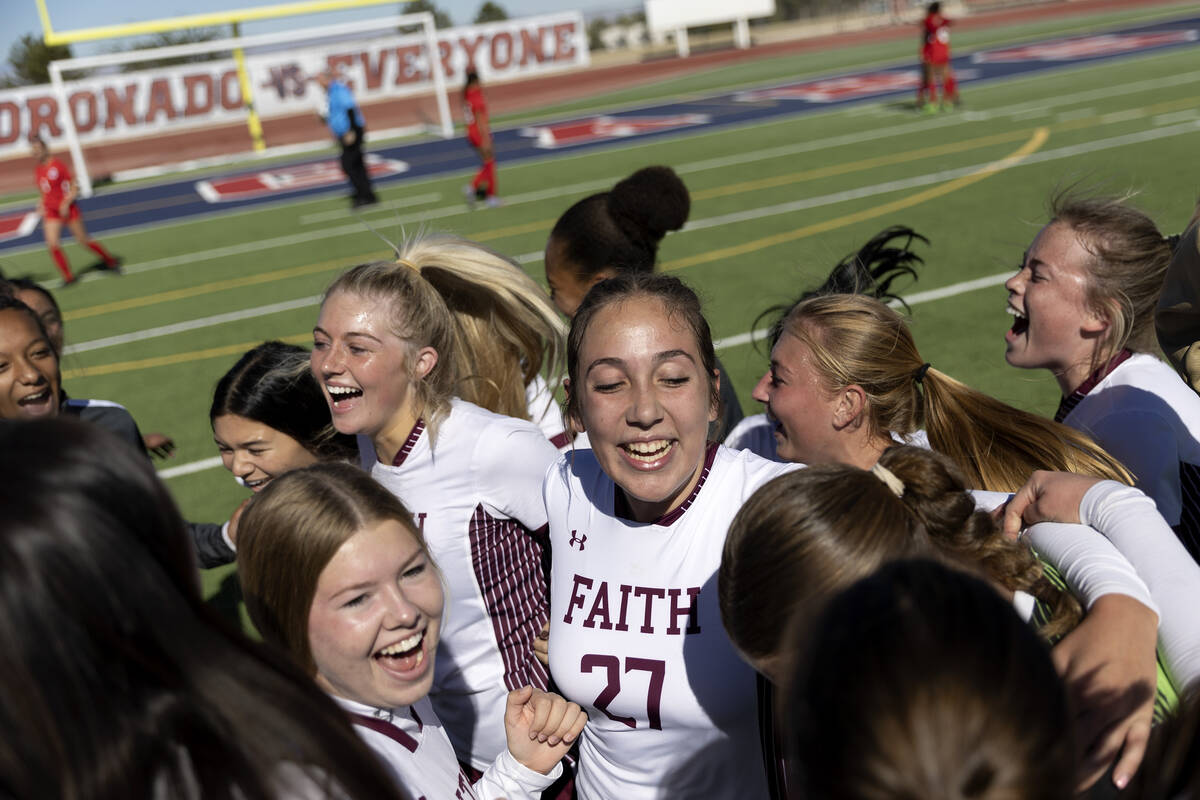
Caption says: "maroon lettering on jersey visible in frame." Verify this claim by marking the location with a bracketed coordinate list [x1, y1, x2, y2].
[583, 580, 613, 630]
[666, 587, 702, 635]
[566, 574, 702, 634]
[415, 511, 427, 533]
[633, 586, 665, 634]
[563, 573, 593, 624]
[614, 583, 633, 632]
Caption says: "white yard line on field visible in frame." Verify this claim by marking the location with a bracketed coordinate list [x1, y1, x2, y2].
[75, 117, 1200, 355]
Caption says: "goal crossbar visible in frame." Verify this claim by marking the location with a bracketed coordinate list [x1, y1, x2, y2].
[37, 0, 406, 46]
[46, 11, 453, 197]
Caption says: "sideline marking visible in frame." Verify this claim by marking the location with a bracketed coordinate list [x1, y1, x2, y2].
[63, 258, 356, 321]
[152, 268, 1016, 480]
[63, 333, 310, 380]
[63, 295, 323, 355]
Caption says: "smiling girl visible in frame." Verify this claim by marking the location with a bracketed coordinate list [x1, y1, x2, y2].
[310, 245, 561, 772]
[237, 463, 585, 799]
[545, 273, 799, 799]
[748, 293, 1131, 492]
[211, 341, 357, 494]
[1004, 194, 1200, 561]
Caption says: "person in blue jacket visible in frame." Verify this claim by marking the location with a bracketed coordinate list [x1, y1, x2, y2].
[317, 68, 378, 208]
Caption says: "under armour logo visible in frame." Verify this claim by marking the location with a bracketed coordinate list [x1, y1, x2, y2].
[568, 530, 587, 550]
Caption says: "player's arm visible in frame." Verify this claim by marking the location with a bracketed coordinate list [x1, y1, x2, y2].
[60, 176, 78, 215]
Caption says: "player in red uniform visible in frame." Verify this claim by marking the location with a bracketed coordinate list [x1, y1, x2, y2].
[917, 2, 959, 112]
[463, 69, 500, 209]
[31, 136, 120, 285]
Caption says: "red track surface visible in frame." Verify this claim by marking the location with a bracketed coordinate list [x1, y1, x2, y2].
[0, 0, 1177, 197]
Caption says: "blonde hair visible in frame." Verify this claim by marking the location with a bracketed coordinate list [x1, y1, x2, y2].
[1050, 191, 1172, 367]
[782, 294, 1133, 492]
[720, 446, 1082, 667]
[323, 235, 566, 437]
[398, 235, 565, 421]
[237, 462, 428, 675]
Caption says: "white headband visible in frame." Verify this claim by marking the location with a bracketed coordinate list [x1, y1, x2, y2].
[871, 462, 905, 498]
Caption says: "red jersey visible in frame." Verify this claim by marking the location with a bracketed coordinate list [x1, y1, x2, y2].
[922, 13, 951, 64]
[464, 85, 488, 144]
[35, 157, 72, 210]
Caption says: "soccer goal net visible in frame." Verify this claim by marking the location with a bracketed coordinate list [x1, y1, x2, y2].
[46, 12, 452, 196]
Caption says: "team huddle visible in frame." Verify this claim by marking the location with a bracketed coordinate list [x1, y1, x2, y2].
[3, 159, 1200, 800]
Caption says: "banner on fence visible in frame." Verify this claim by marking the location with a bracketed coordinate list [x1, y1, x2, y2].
[0, 12, 587, 153]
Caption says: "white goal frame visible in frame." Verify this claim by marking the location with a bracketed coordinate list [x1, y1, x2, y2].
[48, 12, 452, 197]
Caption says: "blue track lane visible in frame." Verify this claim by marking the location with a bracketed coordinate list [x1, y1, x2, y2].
[2, 14, 1197, 254]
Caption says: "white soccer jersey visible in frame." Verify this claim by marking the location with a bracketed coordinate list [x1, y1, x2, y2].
[722, 413, 930, 463]
[336, 695, 559, 800]
[723, 413, 777, 460]
[368, 398, 559, 770]
[525, 374, 572, 451]
[1059, 352, 1200, 560]
[544, 443, 800, 800]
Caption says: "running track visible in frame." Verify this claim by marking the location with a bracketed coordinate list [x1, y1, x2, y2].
[1, 13, 1197, 255]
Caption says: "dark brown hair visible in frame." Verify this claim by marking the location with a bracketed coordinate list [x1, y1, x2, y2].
[788, 558, 1074, 800]
[565, 272, 719, 429]
[0, 420, 410, 800]
[548, 165, 689, 280]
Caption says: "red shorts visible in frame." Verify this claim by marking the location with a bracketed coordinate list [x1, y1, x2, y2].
[43, 202, 80, 223]
[922, 44, 950, 65]
[468, 125, 484, 148]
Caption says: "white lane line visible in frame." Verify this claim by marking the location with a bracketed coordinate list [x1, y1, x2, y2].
[158, 266, 1016, 480]
[159, 456, 224, 480]
[297, 191, 443, 225]
[71, 117, 1200, 353]
[63, 295, 323, 355]
[711, 271, 1012, 350]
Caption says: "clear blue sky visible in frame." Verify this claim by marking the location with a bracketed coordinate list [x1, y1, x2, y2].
[2, 0, 632, 80]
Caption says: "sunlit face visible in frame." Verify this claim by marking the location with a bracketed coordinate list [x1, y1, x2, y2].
[544, 236, 606, 318]
[308, 519, 443, 710]
[751, 332, 843, 466]
[31, 139, 48, 161]
[212, 414, 319, 493]
[311, 290, 435, 443]
[571, 295, 717, 522]
[14, 289, 63, 355]
[0, 308, 60, 420]
[1004, 222, 1107, 384]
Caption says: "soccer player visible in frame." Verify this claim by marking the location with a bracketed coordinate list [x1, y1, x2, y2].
[31, 135, 120, 285]
[237, 462, 586, 799]
[545, 272, 799, 799]
[1004, 193, 1200, 563]
[309, 250, 560, 774]
[463, 69, 500, 208]
[748, 292, 1130, 492]
[917, 2, 959, 111]
[316, 68, 378, 209]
